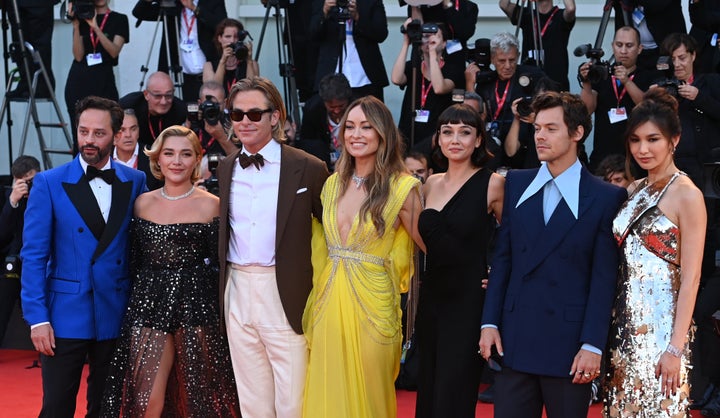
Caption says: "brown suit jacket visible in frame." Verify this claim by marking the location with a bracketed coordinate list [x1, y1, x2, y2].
[218, 143, 329, 334]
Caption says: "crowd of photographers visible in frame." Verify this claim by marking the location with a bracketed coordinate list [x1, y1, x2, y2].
[2, 0, 720, 415]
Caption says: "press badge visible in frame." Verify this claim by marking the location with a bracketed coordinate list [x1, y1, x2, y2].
[446, 39, 462, 55]
[180, 39, 196, 52]
[608, 107, 628, 124]
[86, 53, 102, 66]
[415, 109, 430, 123]
[632, 8, 644, 26]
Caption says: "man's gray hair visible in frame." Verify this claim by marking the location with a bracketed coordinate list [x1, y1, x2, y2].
[490, 32, 520, 56]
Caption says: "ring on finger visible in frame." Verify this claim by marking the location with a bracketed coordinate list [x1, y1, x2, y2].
[583, 372, 591, 378]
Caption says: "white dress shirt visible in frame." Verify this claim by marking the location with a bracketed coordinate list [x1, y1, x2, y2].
[227, 140, 281, 266]
[80, 158, 113, 223]
[179, 1, 206, 75]
[113, 143, 139, 169]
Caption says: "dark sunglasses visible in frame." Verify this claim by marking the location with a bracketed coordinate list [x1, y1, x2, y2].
[229, 108, 272, 122]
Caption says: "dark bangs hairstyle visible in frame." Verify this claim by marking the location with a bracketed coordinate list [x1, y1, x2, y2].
[432, 104, 492, 170]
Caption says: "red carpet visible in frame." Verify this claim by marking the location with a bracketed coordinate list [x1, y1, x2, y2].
[0, 349, 696, 418]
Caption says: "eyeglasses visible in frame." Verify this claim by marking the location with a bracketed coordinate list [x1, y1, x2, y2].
[146, 91, 174, 101]
[229, 108, 272, 122]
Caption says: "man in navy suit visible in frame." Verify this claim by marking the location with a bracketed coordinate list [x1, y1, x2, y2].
[21, 96, 146, 418]
[479, 91, 626, 418]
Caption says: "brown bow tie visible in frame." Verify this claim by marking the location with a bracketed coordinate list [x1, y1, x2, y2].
[239, 153, 264, 170]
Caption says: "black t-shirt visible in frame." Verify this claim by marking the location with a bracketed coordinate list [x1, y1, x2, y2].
[588, 69, 659, 170]
[119, 92, 189, 147]
[398, 53, 466, 147]
[211, 59, 248, 97]
[512, 6, 573, 91]
[76, 11, 129, 67]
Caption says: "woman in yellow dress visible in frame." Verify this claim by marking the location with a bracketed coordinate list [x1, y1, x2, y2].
[302, 96, 426, 417]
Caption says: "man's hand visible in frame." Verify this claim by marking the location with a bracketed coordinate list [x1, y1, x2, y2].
[9, 178, 30, 207]
[323, 0, 337, 18]
[613, 64, 631, 85]
[347, 0, 359, 21]
[478, 327, 503, 361]
[569, 348, 601, 384]
[31, 324, 56, 356]
[180, 0, 196, 11]
[204, 120, 227, 141]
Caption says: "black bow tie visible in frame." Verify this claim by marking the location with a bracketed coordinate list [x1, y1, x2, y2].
[239, 153, 265, 170]
[86, 166, 116, 184]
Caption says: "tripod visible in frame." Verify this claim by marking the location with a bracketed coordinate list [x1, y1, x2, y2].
[138, 4, 184, 98]
[254, 0, 301, 131]
[0, 0, 72, 170]
[514, 0, 544, 69]
[594, 0, 632, 51]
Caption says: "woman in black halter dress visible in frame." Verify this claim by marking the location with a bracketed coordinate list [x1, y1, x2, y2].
[415, 104, 505, 417]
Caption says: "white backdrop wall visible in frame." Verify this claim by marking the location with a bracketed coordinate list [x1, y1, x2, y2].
[0, 1, 692, 175]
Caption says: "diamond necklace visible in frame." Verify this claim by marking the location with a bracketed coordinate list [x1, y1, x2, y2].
[160, 185, 195, 201]
[351, 173, 367, 189]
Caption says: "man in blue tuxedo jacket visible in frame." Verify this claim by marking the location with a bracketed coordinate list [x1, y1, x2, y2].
[479, 91, 627, 417]
[21, 96, 146, 418]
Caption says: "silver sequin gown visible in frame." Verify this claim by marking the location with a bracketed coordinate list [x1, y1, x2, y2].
[603, 172, 691, 418]
[102, 217, 240, 417]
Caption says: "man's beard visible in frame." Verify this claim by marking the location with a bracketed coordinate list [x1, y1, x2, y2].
[80, 142, 112, 166]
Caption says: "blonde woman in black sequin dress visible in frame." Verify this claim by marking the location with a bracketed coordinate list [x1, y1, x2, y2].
[603, 89, 705, 417]
[102, 126, 240, 417]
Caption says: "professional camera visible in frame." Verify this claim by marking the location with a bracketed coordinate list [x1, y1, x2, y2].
[4, 255, 20, 280]
[70, 0, 96, 20]
[574, 44, 613, 84]
[515, 74, 537, 118]
[329, 0, 351, 21]
[655, 56, 684, 98]
[400, 20, 438, 45]
[228, 30, 252, 61]
[187, 96, 223, 126]
[203, 154, 222, 196]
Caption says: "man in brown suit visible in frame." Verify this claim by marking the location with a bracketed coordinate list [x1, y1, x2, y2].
[217, 77, 329, 418]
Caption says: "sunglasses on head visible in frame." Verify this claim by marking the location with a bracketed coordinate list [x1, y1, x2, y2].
[229, 108, 272, 122]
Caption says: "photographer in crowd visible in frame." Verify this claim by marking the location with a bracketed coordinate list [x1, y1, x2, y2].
[656, 33, 720, 187]
[499, 0, 576, 91]
[465, 32, 544, 169]
[0, 156, 40, 346]
[65, 0, 129, 152]
[404, 0, 478, 48]
[613, 0, 686, 71]
[202, 18, 258, 97]
[298, 73, 352, 170]
[120, 71, 188, 146]
[580, 26, 657, 172]
[133, 0, 227, 101]
[310, 0, 388, 100]
[189, 81, 238, 156]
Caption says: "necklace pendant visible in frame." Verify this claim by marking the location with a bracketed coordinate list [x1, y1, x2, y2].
[352, 173, 366, 189]
[160, 185, 195, 201]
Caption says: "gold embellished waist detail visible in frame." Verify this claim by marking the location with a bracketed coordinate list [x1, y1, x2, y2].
[328, 246, 384, 266]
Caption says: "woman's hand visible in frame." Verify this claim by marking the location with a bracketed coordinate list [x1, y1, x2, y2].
[677, 83, 699, 101]
[656, 351, 682, 398]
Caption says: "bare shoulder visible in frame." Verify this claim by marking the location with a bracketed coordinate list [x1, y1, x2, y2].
[672, 175, 704, 206]
[488, 172, 506, 193]
[134, 190, 159, 218]
[627, 178, 644, 195]
[193, 188, 220, 219]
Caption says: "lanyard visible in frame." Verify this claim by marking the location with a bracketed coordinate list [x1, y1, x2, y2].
[419, 60, 445, 109]
[183, 8, 196, 38]
[89, 10, 111, 53]
[611, 74, 635, 106]
[688, 74, 695, 85]
[493, 79, 511, 120]
[540, 6, 560, 38]
[199, 130, 215, 155]
[226, 78, 237, 95]
[148, 115, 162, 140]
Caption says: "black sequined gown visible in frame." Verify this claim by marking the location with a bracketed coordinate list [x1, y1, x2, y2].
[102, 217, 240, 417]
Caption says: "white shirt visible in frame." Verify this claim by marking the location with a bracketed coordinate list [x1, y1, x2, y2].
[80, 158, 113, 223]
[113, 143, 139, 169]
[179, 2, 206, 75]
[334, 20, 371, 88]
[227, 140, 281, 266]
[516, 159, 582, 223]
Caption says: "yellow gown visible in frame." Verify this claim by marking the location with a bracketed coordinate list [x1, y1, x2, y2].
[302, 173, 419, 418]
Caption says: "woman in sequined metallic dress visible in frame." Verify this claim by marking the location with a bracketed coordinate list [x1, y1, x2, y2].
[603, 89, 705, 417]
[302, 96, 425, 417]
[102, 126, 240, 417]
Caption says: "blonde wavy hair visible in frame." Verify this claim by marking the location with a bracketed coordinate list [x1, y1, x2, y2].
[144, 125, 202, 183]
